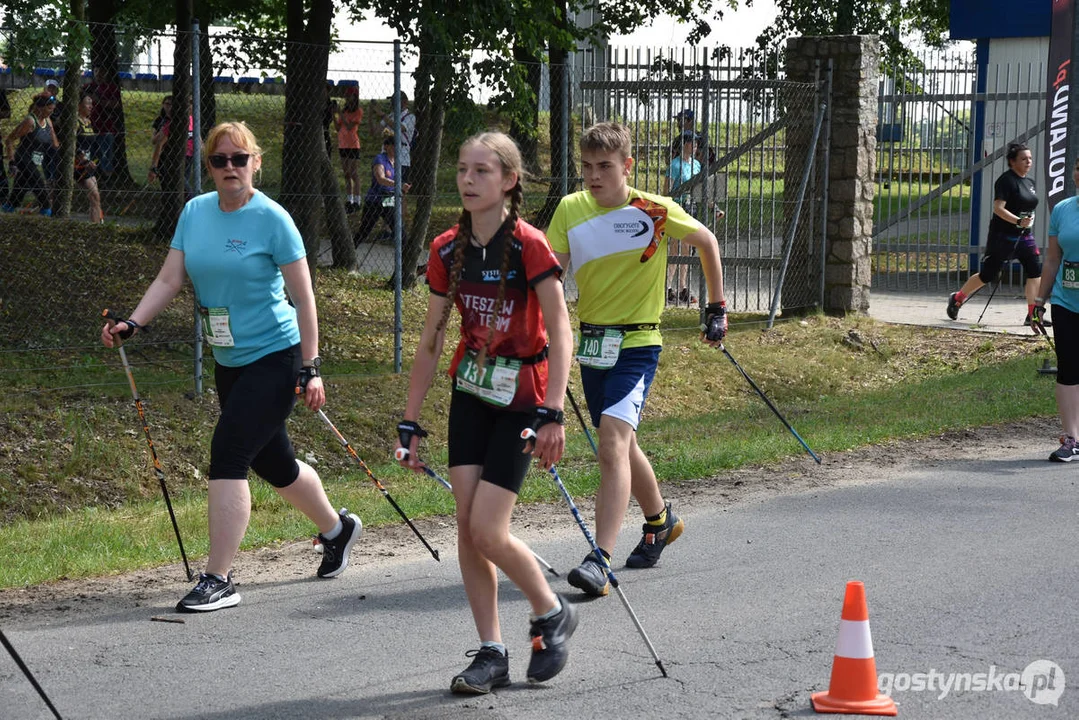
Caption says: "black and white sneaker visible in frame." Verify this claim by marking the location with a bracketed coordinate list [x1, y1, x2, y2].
[527, 596, 578, 683]
[1049, 436, 1079, 463]
[176, 572, 240, 613]
[946, 292, 961, 321]
[317, 509, 362, 578]
[450, 647, 511, 694]
[566, 554, 610, 597]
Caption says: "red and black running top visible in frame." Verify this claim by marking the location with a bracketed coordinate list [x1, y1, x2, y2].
[426, 217, 562, 411]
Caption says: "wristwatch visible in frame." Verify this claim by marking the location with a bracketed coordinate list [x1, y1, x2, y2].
[303, 356, 322, 369]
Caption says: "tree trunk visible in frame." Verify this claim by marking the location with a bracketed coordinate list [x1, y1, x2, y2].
[55, 0, 87, 218]
[402, 42, 448, 289]
[321, 149, 354, 268]
[153, 0, 192, 242]
[536, 40, 575, 228]
[509, 43, 541, 175]
[196, 11, 217, 138]
[282, 0, 334, 282]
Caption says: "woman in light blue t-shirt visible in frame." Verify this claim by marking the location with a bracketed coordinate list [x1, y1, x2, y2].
[1034, 157, 1079, 462]
[101, 122, 362, 612]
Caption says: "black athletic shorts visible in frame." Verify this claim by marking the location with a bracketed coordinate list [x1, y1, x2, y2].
[979, 231, 1042, 283]
[1052, 305, 1079, 386]
[447, 387, 533, 494]
[209, 344, 301, 487]
[338, 147, 362, 160]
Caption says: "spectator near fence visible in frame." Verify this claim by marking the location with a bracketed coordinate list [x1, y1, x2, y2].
[664, 131, 702, 303]
[353, 134, 409, 248]
[2, 95, 58, 216]
[380, 92, 415, 183]
[148, 97, 195, 197]
[82, 65, 120, 178]
[76, 92, 103, 223]
[335, 88, 363, 213]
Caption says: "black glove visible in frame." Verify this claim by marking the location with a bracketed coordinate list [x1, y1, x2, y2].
[702, 301, 728, 342]
[1031, 304, 1046, 329]
[102, 309, 144, 340]
[523, 407, 564, 451]
[296, 366, 319, 394]
[396, 420, 429, 461]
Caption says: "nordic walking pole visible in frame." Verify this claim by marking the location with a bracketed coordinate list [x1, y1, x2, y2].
[565, 387, 598, 457]
[317, 409, 440, 561]
[1, 628, 64, 720]
[522, 429, 668, 678]
[974, 277, 1002, 326]
[101, 309, 194, 581]
[413, 462, 559, 577]
[720, 346, 822, 464]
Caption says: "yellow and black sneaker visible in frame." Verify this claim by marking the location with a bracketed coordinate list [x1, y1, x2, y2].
[625, 501, 684, 569]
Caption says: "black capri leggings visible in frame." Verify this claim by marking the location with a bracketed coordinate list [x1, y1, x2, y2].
[1052, 305, 1079, 386]
[979, 232, 1041, 284]
[352, 199, 395, 248]
[210, 345, 301, 487]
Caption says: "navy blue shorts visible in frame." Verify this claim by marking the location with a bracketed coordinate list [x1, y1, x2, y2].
[210, 345, 301, 487]
[580, 345, 661, 430]
[447, 388, 533, 494]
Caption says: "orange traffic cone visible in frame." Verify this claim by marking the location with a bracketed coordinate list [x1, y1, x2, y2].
[811, 581, 897, 715]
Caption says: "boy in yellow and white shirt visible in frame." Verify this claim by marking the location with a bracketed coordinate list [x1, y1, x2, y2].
[547, 121, 727, 595]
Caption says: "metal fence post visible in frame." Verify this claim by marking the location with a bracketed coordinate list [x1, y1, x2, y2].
[192, 19, 203, 394]
[393, 40, 403, 374]
[768, 101, 827, 327]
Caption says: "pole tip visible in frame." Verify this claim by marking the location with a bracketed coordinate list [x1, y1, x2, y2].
[657, 660, 669, 678]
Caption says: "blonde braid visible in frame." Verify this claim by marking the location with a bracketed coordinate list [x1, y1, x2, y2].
[476, 181, 525, 368]
[429, 211, 470, 354]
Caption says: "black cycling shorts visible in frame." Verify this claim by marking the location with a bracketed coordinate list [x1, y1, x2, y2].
[447, 387, 533, 494]
[1052, 305, 1079, 386]
[979, 232, 1041, 283]
[209, 345, 301, 487]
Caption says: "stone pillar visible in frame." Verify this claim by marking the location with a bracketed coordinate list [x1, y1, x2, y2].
[786, 35, 879, 314]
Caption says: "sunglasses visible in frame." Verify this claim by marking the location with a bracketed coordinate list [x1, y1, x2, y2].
[208, 153, 251, 169]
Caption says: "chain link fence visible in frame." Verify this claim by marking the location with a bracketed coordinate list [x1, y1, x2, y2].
[0, 22, 823, 391]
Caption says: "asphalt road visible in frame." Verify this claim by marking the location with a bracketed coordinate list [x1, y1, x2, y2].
[2, 425, 1077, 720]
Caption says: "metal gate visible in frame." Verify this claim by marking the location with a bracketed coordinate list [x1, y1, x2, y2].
[872, 47, 1048, 294]
[572, 46, 826, 315]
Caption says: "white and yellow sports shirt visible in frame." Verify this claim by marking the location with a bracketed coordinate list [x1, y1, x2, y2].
[547, 187, 702, 348]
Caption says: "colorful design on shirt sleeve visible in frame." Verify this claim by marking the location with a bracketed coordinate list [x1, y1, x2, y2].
[630, 197, 668, 263]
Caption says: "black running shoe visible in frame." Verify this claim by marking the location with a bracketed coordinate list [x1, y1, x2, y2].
[1049, 436, 1079, 463]
[317, 509, 362, 578]
[566, 554, 610, 597]
[176, 572, 240, 613]
[946, 292, 961, 320]
[450, 647, 511, 694]
[625, 501, 684, 569]
[527, 596, 578, 683]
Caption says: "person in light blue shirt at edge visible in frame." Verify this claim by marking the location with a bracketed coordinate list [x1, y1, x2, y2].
[1034, 157, 1079, 462]
[101, 121, 363, 612]
[664, 131, 702, 303]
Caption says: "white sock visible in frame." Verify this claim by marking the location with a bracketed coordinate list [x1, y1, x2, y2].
[480, 641, 507, 656]
[322, 519, 343, 540]
[533, 598, 563, 622]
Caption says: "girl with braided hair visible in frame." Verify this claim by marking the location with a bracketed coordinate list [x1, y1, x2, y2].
[395, 132, 577, 693]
